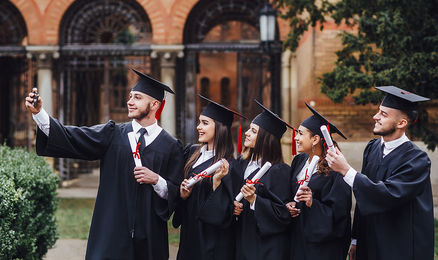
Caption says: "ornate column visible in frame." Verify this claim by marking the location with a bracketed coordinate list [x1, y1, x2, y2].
[281, 50, 293, 123]
[26, 46, 60, 116]
[290, 53, 299, 127]
[151, 45, 184, 137]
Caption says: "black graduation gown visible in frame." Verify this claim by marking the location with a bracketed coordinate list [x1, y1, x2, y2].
[230, 157, 292, 260]
[289, 153, 351, 260]
[352, 139, 434, 260]
[36, 117, 184, 260]
[172, 144, 235, 260]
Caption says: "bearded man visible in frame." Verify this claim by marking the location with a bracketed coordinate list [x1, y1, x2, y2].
[25, 69, 184, 260]
[326, 86, 433, 260]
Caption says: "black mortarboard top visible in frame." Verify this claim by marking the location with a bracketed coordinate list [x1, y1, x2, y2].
[252, 100, 294, 139]
[198, 94, 245, 127]
[375, 86, 429, 116]
[302, 102, 347, 140]
[131, 68, 175, 101]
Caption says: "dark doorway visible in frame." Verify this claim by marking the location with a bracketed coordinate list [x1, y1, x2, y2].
[180, 0, 281, 144]
[0, 1, 28, 147]
[57, 0, 154, 179]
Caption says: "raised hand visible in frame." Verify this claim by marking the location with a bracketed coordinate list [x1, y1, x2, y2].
[25, 88, 42, 114]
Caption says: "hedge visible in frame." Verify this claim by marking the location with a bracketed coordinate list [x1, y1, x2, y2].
[0, 144, 58, 259]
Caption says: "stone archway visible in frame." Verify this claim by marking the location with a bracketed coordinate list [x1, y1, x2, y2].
[179, 0, 282, 143]
[0, 1, 28, 146]
[57, 0, 155, 179]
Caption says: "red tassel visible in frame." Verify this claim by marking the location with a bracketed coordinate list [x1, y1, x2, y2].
[326, 122, 331, 135]
[238, 122, 242, 154]
[155, 99, 165, 120]
[292, 128, 297, 156]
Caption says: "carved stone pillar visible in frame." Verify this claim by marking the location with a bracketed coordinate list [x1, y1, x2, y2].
[151, 45, 184, 136]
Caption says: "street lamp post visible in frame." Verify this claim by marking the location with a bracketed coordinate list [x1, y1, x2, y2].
[259, 2, 282, 115]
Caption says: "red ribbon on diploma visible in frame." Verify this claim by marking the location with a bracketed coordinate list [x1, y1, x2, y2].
[246, 179, 263, 185]
[132, 142, 141, 159]
[194, 171, 212, 180]
[296, 169, 309, 185]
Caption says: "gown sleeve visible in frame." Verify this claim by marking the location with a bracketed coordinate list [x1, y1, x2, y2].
[302, 173, 352, 242]
[253, 164, 292, 236]
[172, 144, 194, 228]
[36, 117, 116, 160]
[353, 142, 431, 216]
[155, 139, 184, 221]
[198, 163, 235, 227]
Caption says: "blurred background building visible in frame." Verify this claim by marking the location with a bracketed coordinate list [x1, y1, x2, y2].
[0, 0, 413, 179]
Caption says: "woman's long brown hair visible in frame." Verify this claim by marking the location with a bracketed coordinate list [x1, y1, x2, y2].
[309, 131, 340, 176]
[183, 120, 234, 178]
[243, 127, 283, 166]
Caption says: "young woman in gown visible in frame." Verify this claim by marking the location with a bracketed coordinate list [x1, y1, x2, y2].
[286, 103, 352, 260]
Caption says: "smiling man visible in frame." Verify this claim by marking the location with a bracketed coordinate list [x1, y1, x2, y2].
[25, 69, 184, 260]
[326, 86, 433, 260]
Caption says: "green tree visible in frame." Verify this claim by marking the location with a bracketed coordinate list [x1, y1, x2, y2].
[277, 0, 438, 150]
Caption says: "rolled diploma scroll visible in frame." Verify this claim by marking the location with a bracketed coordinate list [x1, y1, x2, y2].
[235, 161, 272, 202]
[320, 125, 336, 152]
[294, 155, 319, 202]
[128, 132, 142, 167]
[185, 160, 224, 188]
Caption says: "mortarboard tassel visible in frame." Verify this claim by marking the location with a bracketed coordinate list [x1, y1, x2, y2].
[155, 99, 165, 120]
[291, 128, 297, 156]
[238, 122, 242, 154]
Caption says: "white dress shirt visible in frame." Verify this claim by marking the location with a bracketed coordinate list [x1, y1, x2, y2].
[343, 134, 410, 188]
[32, 109, 169, 199]
[296, 157, 319, 183]
[244, 157, 262, 179]
[130, 119, 168, 199]
[244, 156, 262, 210]
[192, 145, 215, 169]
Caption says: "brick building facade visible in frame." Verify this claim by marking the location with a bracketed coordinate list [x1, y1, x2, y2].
[0, 0, 435, 174]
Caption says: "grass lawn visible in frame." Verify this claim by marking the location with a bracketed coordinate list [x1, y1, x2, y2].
[56, 198, 180, 245]
[56, 198, 438, 254]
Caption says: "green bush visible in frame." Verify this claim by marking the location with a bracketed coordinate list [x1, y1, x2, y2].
[0, 145, 58, 259]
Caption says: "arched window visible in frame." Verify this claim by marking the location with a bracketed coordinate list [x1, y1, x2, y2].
[59, 0, 153, 126]
[0, 1, 27, 45]
[60, 0, 152, 45]
[0, 1, 28, 146]
[220, 77, 230, 106]
[200, 77, 210, 101]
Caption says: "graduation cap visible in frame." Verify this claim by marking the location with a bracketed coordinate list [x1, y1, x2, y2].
[253, 100, 295, 139]
[302, 102, 347, 140]
[131, 68, 175, 120]
[375, 86, 430, 120]
[198, 94, 246, 153]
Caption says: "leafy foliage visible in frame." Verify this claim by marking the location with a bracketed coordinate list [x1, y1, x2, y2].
[277, 0, 438, 150]
[0, 145, 59, 259]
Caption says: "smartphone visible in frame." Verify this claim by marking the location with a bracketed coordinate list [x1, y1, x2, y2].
[32, 89, 40, 107]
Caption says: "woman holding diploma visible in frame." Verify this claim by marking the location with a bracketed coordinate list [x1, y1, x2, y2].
[231, 100, 293, 260]
[285, 103, 351, 260]
[172, 95, 243, 260]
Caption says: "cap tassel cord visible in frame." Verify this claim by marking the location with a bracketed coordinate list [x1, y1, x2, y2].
[155, 99, 165, 120]
[238, 122, 243, 154]
[292, 128, 297, 156]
